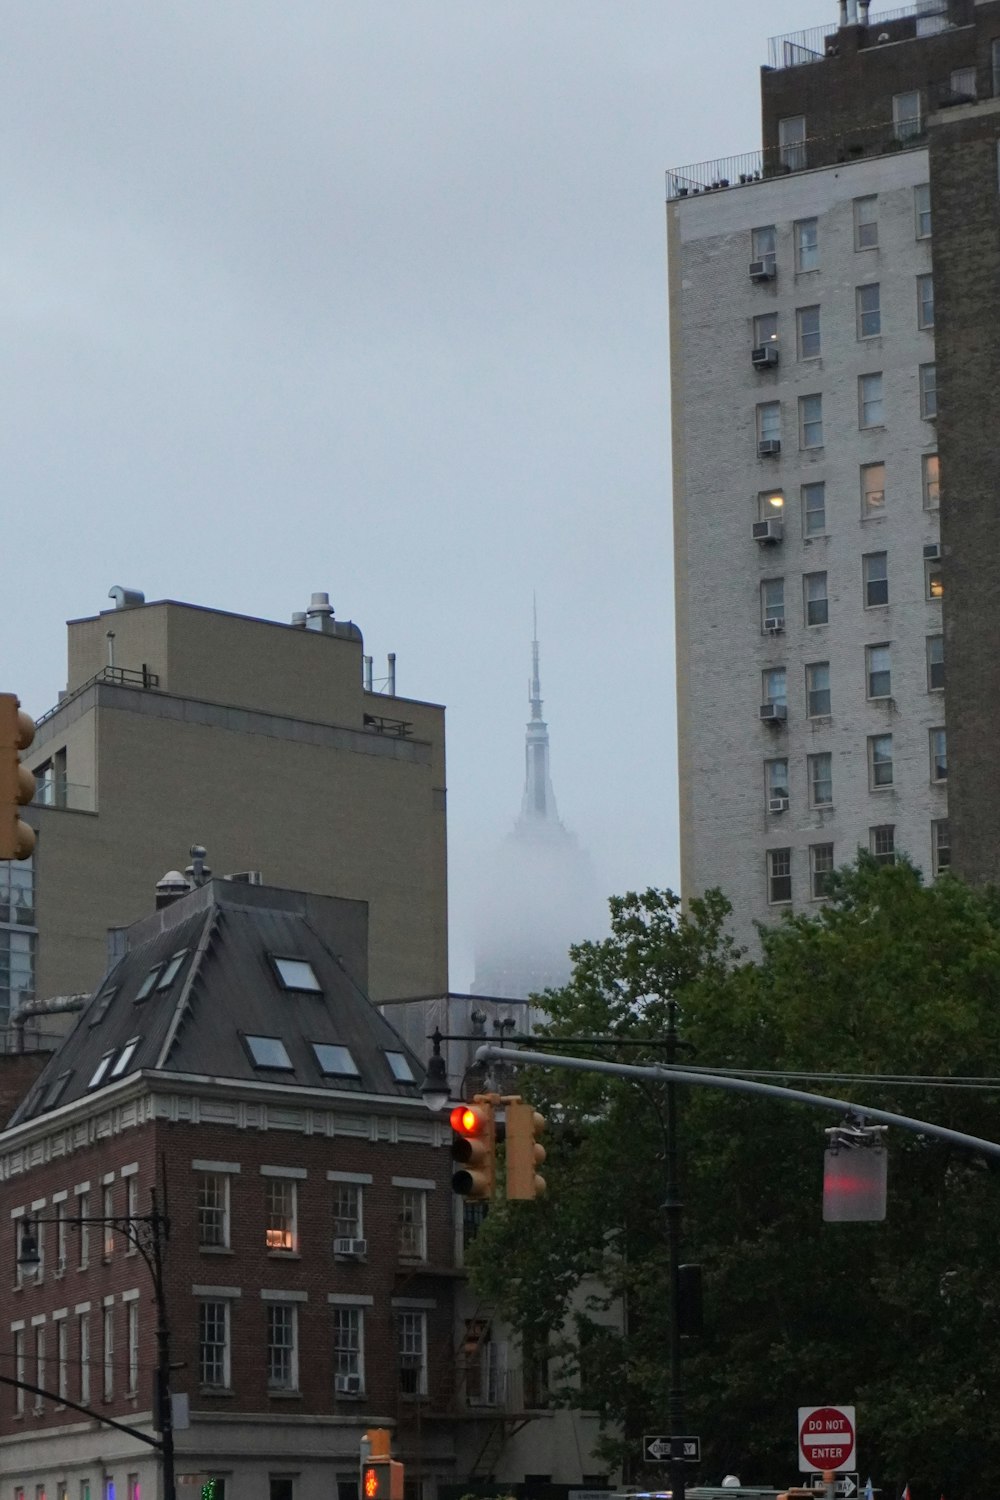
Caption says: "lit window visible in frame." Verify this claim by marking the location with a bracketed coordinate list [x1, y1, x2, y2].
[795, 218, 819, 272]
[867, 645, 892, 699]
[870, 825, 895, 866]
[265, 1178, 298, 1253]
[110, 1038, 140, 1079]
[802, 482, 826, 536]
[385, 1052, 416, 1083]
[761, 578, 785, 629]
[762, 667, 787, 710]
[917, 274, 934, 330]
[266, 1303, 298, 1391]
[759, 489, 785, 520]
[312, 1043, 360, 1077]
[926, 557, 944, 600]
[859, 372, 884, 428]
[245, 1035, 293, 1070]
[922, 454, 941, 510]
[930, 727, 948, 782]
[88, 1052, 115, 1090]
[927, 634, 944, 691]
[754, 311, 778, 347]
[854, 196, 878, 250]
[933, 819, 950, 876]
[808, 753, 833, 808]
[920, 363, 937, 419]
[804, 572, 828, 627]
[856, 283, 881, 339]
[796, 305, 821, 360]
[861, 462, 886, 518]
[767, 848, 792, 905]
[806, 662, 831, 718]
[272, 957, 322, 992]
[869, 734, 894, 790]
[914, 182, 932, 238]
[779, 115, 807, 171]
[156, 951, 188, 990]
[893, 90, 922, 141]
[863, 552, 889, 607]
[799, 393, 823, 449]
[765, 759, 789, 806]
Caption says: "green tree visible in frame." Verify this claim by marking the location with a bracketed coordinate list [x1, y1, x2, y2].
[467, 859, 1000, 1500]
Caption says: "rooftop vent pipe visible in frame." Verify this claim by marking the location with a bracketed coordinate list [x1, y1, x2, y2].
[156, 870, 192, 909]
[290, 612, 307, 628]
[306, 591, 335, 633]
[859, 0, 870, 22]
[108, 586, 146, 610]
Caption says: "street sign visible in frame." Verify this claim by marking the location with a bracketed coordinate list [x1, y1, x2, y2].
[798, 1406, 856, 1474]
[809, 1474, 858, 1497]
[643, 1435, 701, 1464]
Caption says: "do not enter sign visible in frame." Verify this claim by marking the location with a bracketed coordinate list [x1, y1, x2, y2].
[798, 1406, 856, 1474]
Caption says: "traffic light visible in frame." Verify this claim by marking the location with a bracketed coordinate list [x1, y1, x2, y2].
[0, 694, 36, 862]
[450, 1098, 497, 1200]
[505, 1098, 546, 1200]
[360, 1462, 404, 1500]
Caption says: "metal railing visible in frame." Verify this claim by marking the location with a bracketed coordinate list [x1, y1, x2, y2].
[767, 4, 950, 70]
[35, 664, 160, 728]
[33, 779, 93, 813]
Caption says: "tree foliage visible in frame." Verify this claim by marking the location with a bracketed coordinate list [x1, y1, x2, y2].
[466, 860, 1000, 1499]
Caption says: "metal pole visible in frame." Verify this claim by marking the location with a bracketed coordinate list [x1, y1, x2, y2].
[148, 1187, 176, 1500]
[664, 998, 686, 1500]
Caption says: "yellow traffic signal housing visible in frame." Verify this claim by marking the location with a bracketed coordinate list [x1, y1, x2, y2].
[450, 1099, 497, 1200]
[0, 694, 36, 862]
[505, 1098, 546, 1199]
[361, 1463, 404, 1500]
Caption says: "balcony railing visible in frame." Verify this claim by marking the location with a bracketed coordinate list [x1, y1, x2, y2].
[35, 664, 160, 729]
[767, 4, 951, 70]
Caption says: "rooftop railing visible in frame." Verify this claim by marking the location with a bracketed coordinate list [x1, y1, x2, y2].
[35, 663, 160, 728]
[767, 3, 950, 70]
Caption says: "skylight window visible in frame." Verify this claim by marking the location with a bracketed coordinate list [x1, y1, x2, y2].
[88, 1052, 115, 1089]
[41, 1071, 72, 1110]
[272, 956, 322, 992]
[245, 1035, 294, 1070]
[88, 986, 118, 1027]
[156, 951, 188, 990]
[110, 1038, 141, 1079]
[135, 967, 162, 1002]
[385, 1051, 415, 1083]
[312, 1043, 360, 1077]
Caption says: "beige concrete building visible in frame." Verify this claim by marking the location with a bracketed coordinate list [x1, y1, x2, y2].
[9, 588, 447, 1022]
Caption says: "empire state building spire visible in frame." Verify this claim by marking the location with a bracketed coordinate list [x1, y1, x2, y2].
[521, 602, 560, 826]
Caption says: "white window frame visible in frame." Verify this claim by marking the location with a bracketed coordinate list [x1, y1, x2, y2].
[803, 572, 828, 627]
[198, 1299, 232, 1390]
[127, 1299, 139, 1395]
[930, 727, 948, 783]
[795, 218, 819, 272]
[805, 661, 831, 719]
[333, 1182, 363, 1243]
[779, 115, 807, 171]
[893, 90, 922, 141]
[798, 393, 823, 449]
[761, 577, 785, 629]
[870, 824, 896, 866]
[808, 753, 833, 808]
[197, 1172, 231, 1250]
[102, 1304, 114, 1402]
[863, 552, 889, 608]
[767, 848, 792, 906]
[861, 462, 886, 519]
[751, 225, 777, 273]
[757, 401, 781, 444]
[859, 372, 884, 428]
[920, 363, 938, 419]
[759, 489, 785, 522]
[926, 633, 944, 691]
[917, 274, 934, 330]
[810, 844, 835, 900]
[933, 818, 950, 876]
[765, 759, 789, 805]
[332, 1304, 365, 1390]
[266, 1302, 299, 1392]
[856, 283, 881, 339]
[763, 667, 787, 710]
[397, 1310, 428, 1396]
[796, 305, 820, 360]
[922, 453, 941, 510]
[869, 734, 894, 790]
[914, 182, 932, 239]
[398, 1189, 428, 1262]
[265, 1178, 298, 1255]
[14, 1327, 25, 1415]
[802, 481, 826, 537]
[754, 311, 778, 347]
[78, 1312, 90, 1405]
[57, 1317, 69, 1402]
[853, 195, 878, 250]
[866, 644, 892, 700]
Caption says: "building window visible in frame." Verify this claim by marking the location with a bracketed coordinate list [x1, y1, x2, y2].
[767, 848, 792, 905]
[920, 363, 937, 419]
[796, 305, 821, 360]
[78, 1193, 90, 1270]
[333, 1183, 363, 1242]
[927, 633, 944, 691]
[765, 759, 789, 806]
[103, 1304, 114, 1401]
[272, 956, 322, 991]
[856, 283, 881, 339]
[751, 225, 776, 273]
[859, 372, 884, 428]
[126, 1177, 138, 1250]
[103, 1184, 115, 1259]
[156, 950, 188, 990]
[993, 38, 1000, 94]
[399, 1189, 428, 1261]
[127, 1479, 139, 1500]
[893, 90, 922, 140]
[759, 488, 785, 521]
[385, 1051, 415, 1083]
[914, 182, 932, 239]
[802, 481, 826, 536]
[854, 195, 878, 249]
[779, 114, 807, 170]
[127, 1300, 139, 1395]
[869, 734, 894, 790]
[795, 218, 819, 272]
[808, 753, 833, 808]
[933, 818, 950, 875]
[930, 727, 948, 782]
[922, 453, 941, 510]
[804, 572, 828, 627]
[863, 552, 889, 608]
[78, 1313, 90, 1405]
[757, 401, 781, 446]
[34, 1325, 45, 1412]
[57, 1318, 69, 1401]
[14, 1327, 25, 1415]
[397, 1311, 428, 1396]
[806, 661, 831, 718]
[266, 1303, 298, 1392]
[754, 311, 778, 348]
[867, 644, 892, 699]
[270, 1483, 294, 1500]
[311, 1043, 360, 1077]
[917, 274, 934, 330]
[762, 667, 787, 710]
[265, 1179, 297, 1253]
[761, 578, 785, 629]
[0, 858, 34, 927]
[332, 1305, 364, 1389]
[799, 393, 823, 449]
[110, 1038, 140, 1079]
[870, 825, 896, 866]
[926, 557, 944, 600]
[950, 65, 977, 101]
[0, 927, 36, 1027]
[810, 844, 835, 899]
[198, 1300, 231, 1389]
[861, 461, 886, 518]
[244, 1035, 293, 1070]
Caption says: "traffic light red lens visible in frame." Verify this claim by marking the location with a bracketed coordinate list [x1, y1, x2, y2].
[363, 1470, 379, 1500]
[450, 1105, 480, 1135]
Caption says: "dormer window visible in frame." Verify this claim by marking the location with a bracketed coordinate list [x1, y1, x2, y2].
[245, 1035, 293, 1070]
[312, 1043, 360, 1077]
[385, 1052, 415, 1083]
[156, 951, 188, 990]
[271, 957, 321, 992]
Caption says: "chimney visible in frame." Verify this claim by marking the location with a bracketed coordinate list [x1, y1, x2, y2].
[155, 871, 191, 909]
[858, 0, 870, 21]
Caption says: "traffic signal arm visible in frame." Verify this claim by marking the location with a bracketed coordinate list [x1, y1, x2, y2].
[0, 695, 36, 862]
[505, 1099, 546, 1200]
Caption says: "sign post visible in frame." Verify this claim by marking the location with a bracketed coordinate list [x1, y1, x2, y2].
[798, 1407, 856, 1475]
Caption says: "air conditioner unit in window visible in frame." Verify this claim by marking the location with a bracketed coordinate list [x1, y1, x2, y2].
[751, 343, 779, 368]
[335, 1374, 362, 1394]
[923, 542, 942, 561]
[768, 795, 790, 814]
[763, 617, 785, 634]
[759, 702, 788, 724]
[758, 438, 781, 458]
[334, 1237, 367, 1257]
[749, 258, 776, 281]
[752, 518, 783, 544]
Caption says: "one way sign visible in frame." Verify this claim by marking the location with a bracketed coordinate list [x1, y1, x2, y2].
[810, 1475, 858, 1497]
[643, 1435, 701, 1464]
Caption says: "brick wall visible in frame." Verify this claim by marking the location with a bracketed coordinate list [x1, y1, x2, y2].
[0, 1053, 50, 1128]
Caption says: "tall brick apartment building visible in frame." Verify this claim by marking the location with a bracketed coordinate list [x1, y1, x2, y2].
[669, 0, 1000, 942]
[0, 877, 468, 1500]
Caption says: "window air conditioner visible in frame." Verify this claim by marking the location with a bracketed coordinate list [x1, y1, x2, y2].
[759, 702, 788, 723]
[752, 518, 783, 544]
[758, 438, 781, 457]
[749, 258, 776, 282]
[923, 542, 941, 561]
[763, 617, 784, 634]
[335, 1374, 362, 1394]
[768, 795, 789, 814]
[334, 1237, 367, 1257]
[751, 343, 779, 368]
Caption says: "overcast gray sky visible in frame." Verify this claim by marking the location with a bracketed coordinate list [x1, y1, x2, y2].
[2, 0, 834, 987]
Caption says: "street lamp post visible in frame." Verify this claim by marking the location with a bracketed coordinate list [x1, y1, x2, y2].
[18, 1187, 175, 1500]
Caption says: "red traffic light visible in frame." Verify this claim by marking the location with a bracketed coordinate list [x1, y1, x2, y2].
[361, 1464, 404, 1500]
[450, 1098, 496, 1200]
[451, 1103, 486, 1136]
